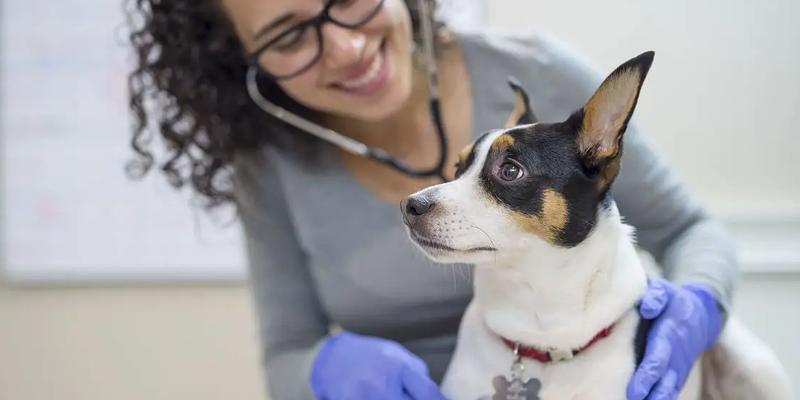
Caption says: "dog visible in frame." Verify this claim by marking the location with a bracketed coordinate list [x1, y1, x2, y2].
[401, 52, 792, 399]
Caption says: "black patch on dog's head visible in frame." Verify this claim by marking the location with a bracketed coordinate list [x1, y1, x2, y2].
[480, 123, 599, 247]
[476, 52, 654, 247]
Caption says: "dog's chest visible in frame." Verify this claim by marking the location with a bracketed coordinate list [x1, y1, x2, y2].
[443, 304, 640, 400]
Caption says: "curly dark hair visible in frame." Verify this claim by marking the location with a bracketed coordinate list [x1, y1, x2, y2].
[125, 0, 441, 210]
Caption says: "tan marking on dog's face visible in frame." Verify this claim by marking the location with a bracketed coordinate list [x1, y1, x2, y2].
[505, 89, 528, 128]
[597, 157, 622, 191]
[458, 144, 473, 166]
[579, 68, 641, 160]
[490, 133, 516, 152]
[509, 189, 569, 243]
[454, 143, 475, 178]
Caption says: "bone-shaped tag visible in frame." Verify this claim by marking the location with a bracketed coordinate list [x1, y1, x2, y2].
[488, 374, 541, 400]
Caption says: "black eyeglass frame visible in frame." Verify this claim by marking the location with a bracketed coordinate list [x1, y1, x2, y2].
[248, 0, 386, 81]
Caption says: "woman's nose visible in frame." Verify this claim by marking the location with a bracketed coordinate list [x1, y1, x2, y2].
[320, 24, 367, 69]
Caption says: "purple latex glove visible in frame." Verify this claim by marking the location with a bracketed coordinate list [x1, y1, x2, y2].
[310, 331, 447, 400]
[627, 278, 723, 400]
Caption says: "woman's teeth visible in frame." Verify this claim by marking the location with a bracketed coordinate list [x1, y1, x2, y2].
[338, 50, 384, 90]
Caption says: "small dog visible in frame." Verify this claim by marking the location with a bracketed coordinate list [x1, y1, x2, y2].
[401, 52, 792, 399]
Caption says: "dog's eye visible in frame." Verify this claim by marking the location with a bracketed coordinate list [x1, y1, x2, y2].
[498, 161, 524, 181]
[454, 161, 463, 178]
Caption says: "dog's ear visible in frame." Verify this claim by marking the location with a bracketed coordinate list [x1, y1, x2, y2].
[575, 52, 654, 171]
[504, 77, 536, 128]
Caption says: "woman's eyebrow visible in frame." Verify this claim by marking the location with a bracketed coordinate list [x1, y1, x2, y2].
[253, 13, 295, 42]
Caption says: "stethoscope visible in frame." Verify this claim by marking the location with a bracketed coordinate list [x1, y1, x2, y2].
[245, 0, 450, 182]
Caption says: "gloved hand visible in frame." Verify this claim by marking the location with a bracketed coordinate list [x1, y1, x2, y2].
[627, 278, 723, 400]
[310, 331, 447, 400]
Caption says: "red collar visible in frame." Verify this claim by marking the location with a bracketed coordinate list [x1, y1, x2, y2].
[500, 325, 614, 363]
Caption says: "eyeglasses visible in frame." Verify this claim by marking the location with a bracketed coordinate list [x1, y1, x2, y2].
[249, 0, 386, 80]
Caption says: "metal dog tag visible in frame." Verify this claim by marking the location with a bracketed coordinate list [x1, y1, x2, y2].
[486, 344, 542, 400]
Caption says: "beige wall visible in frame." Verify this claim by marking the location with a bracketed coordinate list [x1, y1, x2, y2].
[0, 284, 268, 400]
[1, 275, 798, 400]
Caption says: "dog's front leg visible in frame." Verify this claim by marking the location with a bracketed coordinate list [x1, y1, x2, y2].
[442, 302, 513, 400]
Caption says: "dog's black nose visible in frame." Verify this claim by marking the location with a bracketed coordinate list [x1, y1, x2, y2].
[404, 196, 435, 217]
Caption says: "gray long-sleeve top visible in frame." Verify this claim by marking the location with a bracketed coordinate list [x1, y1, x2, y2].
[232, 30, 739, 400]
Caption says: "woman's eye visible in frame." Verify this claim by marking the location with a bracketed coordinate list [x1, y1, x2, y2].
[498, 161, 523, 181]
[272, 29, 306, 52]
[332, 0, 357, 8]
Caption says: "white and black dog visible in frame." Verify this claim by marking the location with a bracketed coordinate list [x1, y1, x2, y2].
[401, 52, 792, 399]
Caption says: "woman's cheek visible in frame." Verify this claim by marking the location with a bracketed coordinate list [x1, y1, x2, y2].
[278, 72, 328, 109]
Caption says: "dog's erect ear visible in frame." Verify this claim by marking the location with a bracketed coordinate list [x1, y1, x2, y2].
[504, 77, 536, 128]
[576, 51, 654, 169]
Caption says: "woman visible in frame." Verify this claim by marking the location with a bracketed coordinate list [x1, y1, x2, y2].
[126, 0, 737, 399]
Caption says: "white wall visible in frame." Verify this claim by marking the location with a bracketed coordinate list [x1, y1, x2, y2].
[487, 0, 800, 219]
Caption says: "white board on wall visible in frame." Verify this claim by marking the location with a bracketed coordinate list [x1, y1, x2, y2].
[0, 0, 245, 284]
[0, 0, 488, 284]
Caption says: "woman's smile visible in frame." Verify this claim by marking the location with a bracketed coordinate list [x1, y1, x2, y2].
[330, 38, 390, 97]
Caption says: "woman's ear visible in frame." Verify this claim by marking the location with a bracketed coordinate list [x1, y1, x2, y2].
[504, 77, 536, 128]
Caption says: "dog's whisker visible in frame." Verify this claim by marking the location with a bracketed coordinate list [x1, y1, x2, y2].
[456, 262, 471, 283]
[402, 222, 475, 286]
[449, 263, 458, 291]
[451, 262, 461, 283]
[470, 224, 498, 268]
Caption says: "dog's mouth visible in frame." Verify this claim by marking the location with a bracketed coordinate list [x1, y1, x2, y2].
[408, 230, 497, 254]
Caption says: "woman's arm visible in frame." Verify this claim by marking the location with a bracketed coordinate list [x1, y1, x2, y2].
[613, 123, 738, 313]
[234, 148, 329, 400]
[234, 148, 447, 400]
